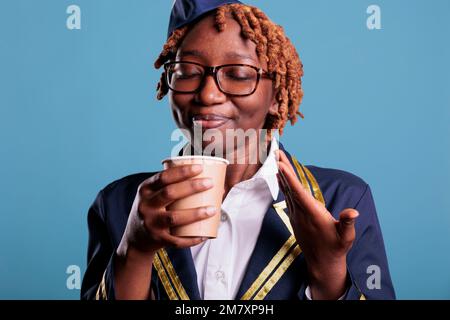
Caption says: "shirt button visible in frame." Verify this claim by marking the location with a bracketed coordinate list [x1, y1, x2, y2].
[215, 270, 225, 280]
[220, 213, 228, 222]
[215, 270, 227, 285]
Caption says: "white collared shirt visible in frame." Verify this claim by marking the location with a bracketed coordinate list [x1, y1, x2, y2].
[190, 138, 280, 299]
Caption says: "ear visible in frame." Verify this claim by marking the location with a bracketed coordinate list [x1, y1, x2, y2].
[268, 94, 279, 116]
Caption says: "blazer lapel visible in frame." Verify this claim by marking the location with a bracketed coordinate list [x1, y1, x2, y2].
[234, 189, 306, 300]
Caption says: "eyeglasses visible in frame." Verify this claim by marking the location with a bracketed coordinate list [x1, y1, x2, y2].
[163, 61, 273, 96]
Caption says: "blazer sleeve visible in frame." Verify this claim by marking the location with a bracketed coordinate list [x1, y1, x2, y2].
[297, 184, 396, 300]
[80, 189, 117, 300]
[344, 184, 396, 299]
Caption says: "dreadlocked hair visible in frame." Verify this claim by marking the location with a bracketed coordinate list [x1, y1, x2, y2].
[154, 3, 304, 136]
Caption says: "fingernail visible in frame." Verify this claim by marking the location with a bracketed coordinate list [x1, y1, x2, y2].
[201, 237, 209, 241]
[202, 178, 213, 188]
[191, 164, 202, 172]
[206, 206, 216, 216]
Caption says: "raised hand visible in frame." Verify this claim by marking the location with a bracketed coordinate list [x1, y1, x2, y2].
[276, 150, 359, 300]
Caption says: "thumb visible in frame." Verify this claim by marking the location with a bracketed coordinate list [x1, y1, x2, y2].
[337, 208, 359, 245]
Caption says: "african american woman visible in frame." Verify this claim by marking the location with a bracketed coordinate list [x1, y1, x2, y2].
[81, 0, 395, 300]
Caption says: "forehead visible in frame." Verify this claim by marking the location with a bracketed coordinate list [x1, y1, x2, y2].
[176, 13, 261, 65]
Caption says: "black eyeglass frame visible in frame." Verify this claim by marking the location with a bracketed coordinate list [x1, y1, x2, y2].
[163, 61, 273, 97]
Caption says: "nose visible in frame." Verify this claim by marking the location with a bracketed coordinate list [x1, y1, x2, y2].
[194, 74, 227, 106]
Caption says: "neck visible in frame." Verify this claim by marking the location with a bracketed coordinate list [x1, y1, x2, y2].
[223, 137, 272, 199]
[224, 163, 260, 197]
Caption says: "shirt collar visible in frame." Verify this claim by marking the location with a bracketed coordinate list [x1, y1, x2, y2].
[252, 136, 279, 200]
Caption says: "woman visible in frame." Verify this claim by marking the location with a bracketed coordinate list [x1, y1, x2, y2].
[81, 0, 395, 300]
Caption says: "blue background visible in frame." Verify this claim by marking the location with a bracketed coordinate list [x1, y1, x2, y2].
[0, 0, 449, 299]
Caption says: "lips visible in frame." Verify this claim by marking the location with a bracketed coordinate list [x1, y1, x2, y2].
[191, 114, 231, 129]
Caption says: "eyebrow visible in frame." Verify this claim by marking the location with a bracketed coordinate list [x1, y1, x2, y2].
[225, 51, 258, 63]
[178, 49, 258, 63]
[177, 49, 204, 58]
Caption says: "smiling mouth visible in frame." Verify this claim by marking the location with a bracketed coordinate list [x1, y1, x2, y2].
[192, 114, 231, 129]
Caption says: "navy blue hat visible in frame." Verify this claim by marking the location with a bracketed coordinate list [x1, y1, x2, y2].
[167, 0, 242, 39]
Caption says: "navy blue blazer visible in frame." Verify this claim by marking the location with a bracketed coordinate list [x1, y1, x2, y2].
[81, 143, 395, 300]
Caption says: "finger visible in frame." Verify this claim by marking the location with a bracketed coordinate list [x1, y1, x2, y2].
[142, 164, 203, 195]
[277, 160, 325, 217]
[276, 172, 299, 215]
[337, 209, 359, 245]
[276, 150, 310, 193]
[276, 150, 299, 179]
[150, 177, 214, 208]
[277, 161, 305, 209]
[160, 206, 217, 227]
[275, 150, 300, 194]
[161, 233, 208, 249]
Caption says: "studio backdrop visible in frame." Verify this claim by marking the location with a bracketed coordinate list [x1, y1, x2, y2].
[0, 0, 449, 299]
